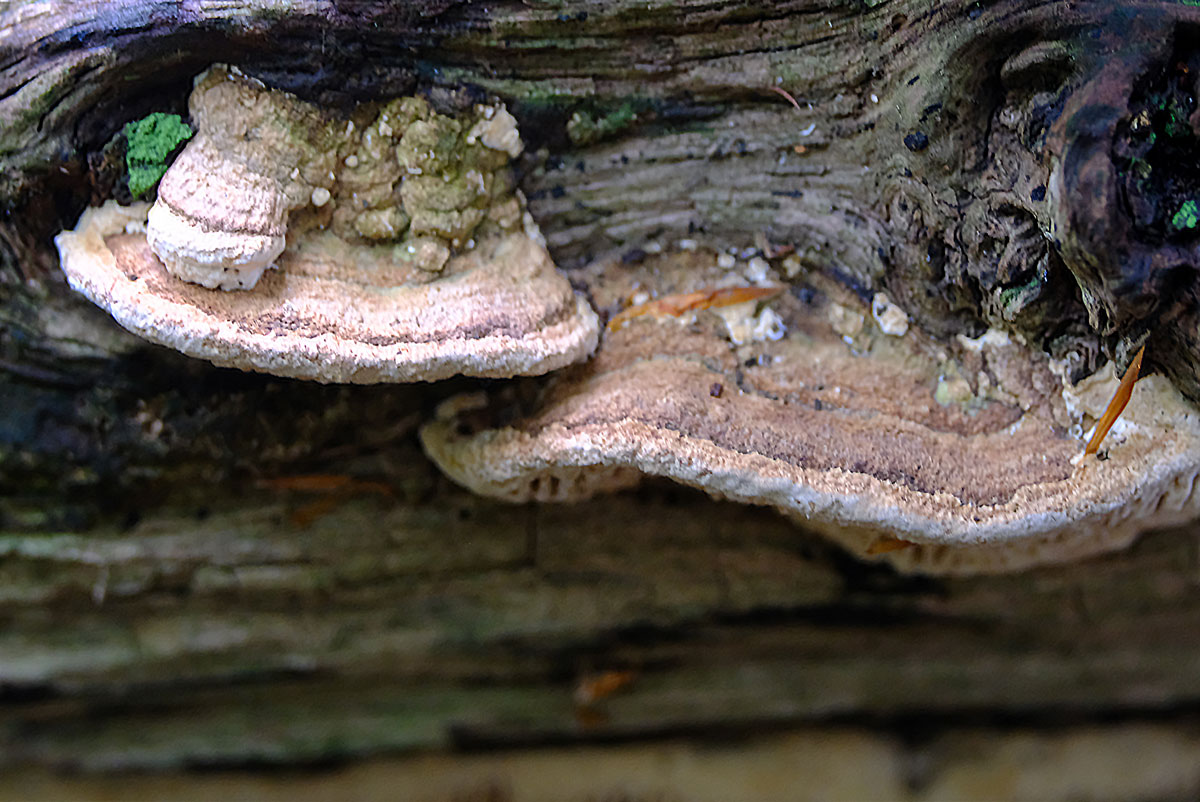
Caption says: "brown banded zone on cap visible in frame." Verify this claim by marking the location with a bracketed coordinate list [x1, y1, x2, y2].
[422, 311, 1200, 573]
[57, 200, 598, 383]
[146, 144, 290, 289]
[95, 218, 597, 382]
[155, 144, 289, 240]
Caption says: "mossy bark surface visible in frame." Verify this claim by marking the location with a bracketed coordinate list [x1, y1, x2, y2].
[4, 1, 1200, 796]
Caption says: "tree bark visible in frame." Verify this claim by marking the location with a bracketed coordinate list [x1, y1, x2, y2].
[4, 1, 1200, 797]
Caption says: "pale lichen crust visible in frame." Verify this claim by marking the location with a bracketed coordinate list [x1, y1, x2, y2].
[421, 248, 1200, 575]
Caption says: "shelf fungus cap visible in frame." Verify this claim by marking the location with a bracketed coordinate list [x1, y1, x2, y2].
[146, 147, 289, 290]
[146, 65, 339, 290]
[57, 65, 597, 382]
[421, 262, 1200, 574]
[55, 201, 599, 382]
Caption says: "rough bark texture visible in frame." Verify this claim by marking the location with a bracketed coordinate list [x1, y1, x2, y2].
[4, 1, 1200, 798]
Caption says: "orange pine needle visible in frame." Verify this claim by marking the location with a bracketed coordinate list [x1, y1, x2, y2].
[289, 496, 342, 528]
[607, 285, 782, 330]
[256, 474, 395, 527]
[257, 474, 356, 492]
[575, 670, 638, 706]
[1084, 343, 1146, 456]
[865, 536, 917, 555]
[769, 85, 803, 111]
[256, 475, 396, 527]
[256, 474, 393, 496]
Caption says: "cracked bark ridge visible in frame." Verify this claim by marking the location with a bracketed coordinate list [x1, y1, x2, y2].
[1047, 12, 1200, 397]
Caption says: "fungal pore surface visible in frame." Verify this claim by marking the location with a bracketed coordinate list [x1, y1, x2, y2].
[421, 249, 1200, 574]
[55, 65, 598, 382]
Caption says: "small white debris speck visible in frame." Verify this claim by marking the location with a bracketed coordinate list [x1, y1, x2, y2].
[752, 306, 787, 341]
[471, 106, 522, 157]
[715, 301, 785, 345]
[744, 256, 771, 284]
[871, 293, 909, 336]
[957, 327, 1012, 353]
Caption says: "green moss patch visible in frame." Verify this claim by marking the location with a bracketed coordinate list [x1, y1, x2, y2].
[124, 113, 194, 199]
[1172, 199, 1200, 231]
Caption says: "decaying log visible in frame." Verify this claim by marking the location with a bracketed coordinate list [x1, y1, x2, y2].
[4, 1, 1200, 797]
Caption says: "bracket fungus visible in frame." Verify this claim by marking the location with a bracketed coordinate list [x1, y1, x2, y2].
[422, 249, 1200, 574]
[52, 54, 1200, 574]
[55, 65, 598, 382]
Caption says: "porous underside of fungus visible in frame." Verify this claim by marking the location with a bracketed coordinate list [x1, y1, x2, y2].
[421, 249, 1200, 574]
[56, 201, 598, 382]
[55, 64, 599, 382]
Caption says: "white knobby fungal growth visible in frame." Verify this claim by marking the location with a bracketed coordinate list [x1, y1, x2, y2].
[871, 292, 909, 336]
[146, 64, 527, 290]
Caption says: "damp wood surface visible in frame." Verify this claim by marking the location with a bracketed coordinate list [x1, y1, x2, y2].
[4, 482, 1200, 794]
[5, 0, 1200, 797]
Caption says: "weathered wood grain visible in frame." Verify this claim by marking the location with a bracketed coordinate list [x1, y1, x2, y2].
[3, 1, 1200, 795]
